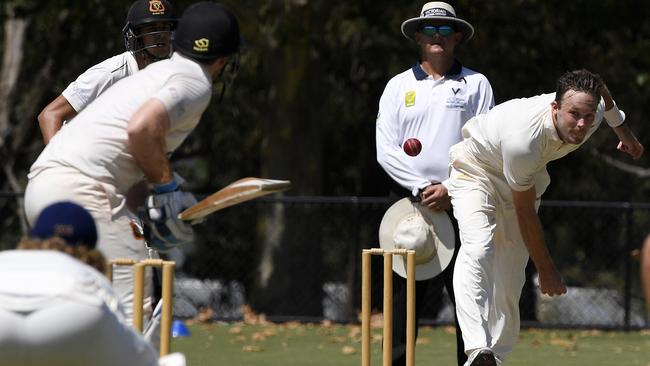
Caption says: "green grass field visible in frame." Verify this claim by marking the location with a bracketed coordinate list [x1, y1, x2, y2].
[171, 322, 650, 366]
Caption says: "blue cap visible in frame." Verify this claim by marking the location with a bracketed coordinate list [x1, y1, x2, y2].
[30, 201, 98, 248]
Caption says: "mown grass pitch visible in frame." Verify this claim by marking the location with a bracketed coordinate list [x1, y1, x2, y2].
[172, 322, 650, 366]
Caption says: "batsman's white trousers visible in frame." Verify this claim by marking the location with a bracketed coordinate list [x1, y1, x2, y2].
[448, 144, 534, 365]
[24, 166, 154, 326]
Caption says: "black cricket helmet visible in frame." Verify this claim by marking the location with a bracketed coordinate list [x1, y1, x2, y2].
[173, 2, 241, 61]
[123, 0, 177, 61]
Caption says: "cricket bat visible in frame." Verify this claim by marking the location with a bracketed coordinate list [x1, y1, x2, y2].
[178, 177, 291, 222]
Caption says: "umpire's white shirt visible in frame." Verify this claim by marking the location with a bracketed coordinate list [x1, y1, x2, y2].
[376, 62, 494, 196]
[29, 52, 212, 195]
[0, 250, 157, 366]
[62, 51, 139, 112]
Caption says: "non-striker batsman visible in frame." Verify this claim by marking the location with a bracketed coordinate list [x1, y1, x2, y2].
[38, 0, 177, 145]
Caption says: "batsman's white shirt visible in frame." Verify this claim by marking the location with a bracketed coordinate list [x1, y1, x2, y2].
[0, 250, 157, 366]
[29, 52, 212, 195]
[62, 51, 139, 113]
[376, 62, 494, 196]
[448, 92, 605, 364]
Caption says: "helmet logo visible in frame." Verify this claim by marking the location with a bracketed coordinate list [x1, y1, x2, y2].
[149, 0, 166, 15]
[193, 38, 210, 52]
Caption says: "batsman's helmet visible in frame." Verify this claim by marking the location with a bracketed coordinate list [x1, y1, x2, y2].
[173, 2, 241, 62]
[122, 0, 177, 61]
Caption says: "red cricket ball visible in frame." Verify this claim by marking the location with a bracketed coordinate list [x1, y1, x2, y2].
[403, 138, 422, 157]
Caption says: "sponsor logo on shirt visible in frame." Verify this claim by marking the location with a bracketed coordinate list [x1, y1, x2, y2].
[405, 91, 416, 107]
[193, 38, 210, 52]
[149, 0, 166, 15]
[446, 83, 467, 110]
[446, 96, 467, 110]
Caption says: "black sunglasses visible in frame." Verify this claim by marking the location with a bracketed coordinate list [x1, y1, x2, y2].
[420, 25, 455, 37]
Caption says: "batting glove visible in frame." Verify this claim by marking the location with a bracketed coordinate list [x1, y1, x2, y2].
[144, 177, 197, 252]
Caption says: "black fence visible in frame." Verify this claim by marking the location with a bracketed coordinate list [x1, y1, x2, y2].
[2, 193, 649, 330]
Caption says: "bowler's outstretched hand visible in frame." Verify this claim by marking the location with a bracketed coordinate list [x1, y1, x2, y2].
[617, 139, 644, 160]
[608, 104, 644, 160]
[538, 267, 567, 296]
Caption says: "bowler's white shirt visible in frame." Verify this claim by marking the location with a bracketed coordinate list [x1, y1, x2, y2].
[62, 51, 139, 112]
[29, 52, 212, 194]
[458, 92, 605, 194]
[376, 62, 494, 195]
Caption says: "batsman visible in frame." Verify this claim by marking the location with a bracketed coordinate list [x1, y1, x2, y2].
[24, 1, 242, 328]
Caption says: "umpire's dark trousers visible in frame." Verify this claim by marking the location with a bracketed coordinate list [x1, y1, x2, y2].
[388, 192, 467, 366]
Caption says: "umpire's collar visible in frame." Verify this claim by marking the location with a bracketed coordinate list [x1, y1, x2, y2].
[412, 59, 463, 81]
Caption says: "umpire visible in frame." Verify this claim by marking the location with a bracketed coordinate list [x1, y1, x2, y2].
[375, 2, 494, 365]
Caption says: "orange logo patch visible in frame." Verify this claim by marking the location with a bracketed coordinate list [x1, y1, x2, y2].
[149, 0, 165, 15]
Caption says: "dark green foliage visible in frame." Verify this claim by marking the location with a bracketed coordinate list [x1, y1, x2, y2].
[3, 0, 649, 198]
[2, 0, 650, 316]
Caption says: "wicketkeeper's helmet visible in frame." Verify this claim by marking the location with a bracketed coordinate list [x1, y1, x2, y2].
[122, 0, 177, 61]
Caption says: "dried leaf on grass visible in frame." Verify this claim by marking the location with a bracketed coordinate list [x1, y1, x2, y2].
[242, 345, 264, 352]
[328, 336, 346, 343]
[356, 311, 385, 328]
[194, 307, 215, 323]
[284, 321, 302, 329]
[262, 328, 277, 337]
[369, 313, 384, 328]
[341, 346, 356, 355]
[241, 304, 268, 325]
[443, 326, 456, 334]
[321, 319, 333, 327]
[252, 332, 268, 341]
[548, 338, 578, 351]
[579, 330, 603, 337]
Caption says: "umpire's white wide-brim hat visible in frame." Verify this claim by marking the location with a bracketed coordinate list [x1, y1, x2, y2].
[379, 198, 455, 281]
[401, 2, 474, 43]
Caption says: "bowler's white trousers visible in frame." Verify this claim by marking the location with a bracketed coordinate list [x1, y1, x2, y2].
[24, 166, 154, 326]
[448, 144, 535, 365]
